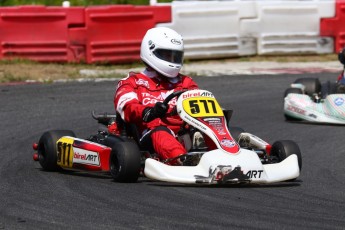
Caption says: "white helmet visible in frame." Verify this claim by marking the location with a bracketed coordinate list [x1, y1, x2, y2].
[140, 27, 184, 78]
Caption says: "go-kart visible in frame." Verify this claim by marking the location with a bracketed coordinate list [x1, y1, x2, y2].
[284, 78, 345, 125]
[33, 89, 302, 184]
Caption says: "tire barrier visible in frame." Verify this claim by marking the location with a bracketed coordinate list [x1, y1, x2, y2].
[0, 1, 343, 63]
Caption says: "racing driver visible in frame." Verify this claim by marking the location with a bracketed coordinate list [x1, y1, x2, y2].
[337, 47, 345, 93]
[112, 27, 198, 165]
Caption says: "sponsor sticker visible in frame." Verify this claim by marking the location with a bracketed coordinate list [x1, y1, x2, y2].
[171, 39, 182, 45]
[182, 91, 214, 99]
[334, 97, 344, 106]
[287, 105, 306, 115]
[308, 114, 317, 119]
[246, 170, 264, 179]
[220, 139, 236, 148]
[73, 147, 100, 166]
[195, 165, 251, 184]
[135, 79, 149, 88]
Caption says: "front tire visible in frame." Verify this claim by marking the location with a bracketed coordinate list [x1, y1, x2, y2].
[109, 141, 141, 183]
[271, 140, 302, 171]
[321, 81, 338, 96]
[37, 130, 76, 171]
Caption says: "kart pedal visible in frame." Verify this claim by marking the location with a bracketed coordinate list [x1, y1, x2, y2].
[192, 131, 206, 150]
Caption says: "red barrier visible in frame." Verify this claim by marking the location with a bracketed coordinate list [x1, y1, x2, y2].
[321, 0, 345, 52]
[0, 6, 85, 62]
[84, 5, 171, 64]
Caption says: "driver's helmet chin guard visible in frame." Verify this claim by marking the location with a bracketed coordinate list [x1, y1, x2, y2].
[140, 27, 184, 78]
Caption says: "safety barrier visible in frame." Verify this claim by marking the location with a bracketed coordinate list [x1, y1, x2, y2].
[155, 0, 336, 59]
[321, 0, 345, 53]
[0, 1, 343, 63]
[243, 0, 334, 55]
[0, 5, 171, 63]
[84, 5, 171, 63]
[0, 6, 85, 62]
[157, 1, 257, 59]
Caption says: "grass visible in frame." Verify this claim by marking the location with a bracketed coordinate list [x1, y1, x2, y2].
[0, 54, 339, 83]
[0, 59, 146, 83]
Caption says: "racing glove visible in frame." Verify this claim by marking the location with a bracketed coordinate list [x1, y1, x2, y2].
[142, 102, 168, 122]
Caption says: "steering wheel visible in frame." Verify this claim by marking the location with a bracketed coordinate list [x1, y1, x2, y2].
[162, 90, 186, 106]
[160, 90, 187, 124]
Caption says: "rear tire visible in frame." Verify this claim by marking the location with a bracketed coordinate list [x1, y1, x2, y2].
[294, 78, 321, 97]
[321, 81, 338, 96]
[271, 140, 302, 171]
[37, 130, 76, 171]
[109, 141, 141, 183]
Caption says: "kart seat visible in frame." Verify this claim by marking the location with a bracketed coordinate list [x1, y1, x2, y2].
[115, 113, 141, 144]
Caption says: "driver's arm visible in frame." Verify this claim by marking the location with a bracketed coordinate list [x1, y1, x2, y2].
[114, 80, 146, 123]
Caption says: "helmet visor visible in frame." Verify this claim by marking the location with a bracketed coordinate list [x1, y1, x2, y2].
[153, 49, 183, 64]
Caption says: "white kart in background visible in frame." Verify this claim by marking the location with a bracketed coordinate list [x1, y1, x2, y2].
[284, 78, 345, 125]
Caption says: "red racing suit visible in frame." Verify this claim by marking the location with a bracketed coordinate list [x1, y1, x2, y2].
[114, 69, 198, 160]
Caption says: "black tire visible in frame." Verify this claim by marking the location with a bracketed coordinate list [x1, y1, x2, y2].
[109, 141, 141, 183]
[321, 81, 338, 97]
[284, 113, 303, 122]
[271, 140, 302, 171]
[284, 87, 303, 98]
[37, 130, 76, 171]
[228, 126, 245, 143]
[294, 78, 321, 96]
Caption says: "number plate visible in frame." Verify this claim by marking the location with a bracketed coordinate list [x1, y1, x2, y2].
[57, 137, 74, 168]
[182, 97, 224, 117]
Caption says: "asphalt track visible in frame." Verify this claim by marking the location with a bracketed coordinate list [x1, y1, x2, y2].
[0, 73, 344, 230]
